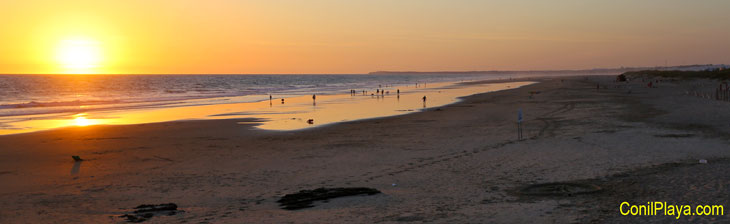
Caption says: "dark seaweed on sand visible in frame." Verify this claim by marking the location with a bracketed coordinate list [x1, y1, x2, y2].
[133, 203, 178, 213]
[120, 203, 179, 223]
[277, 187, 381, 210]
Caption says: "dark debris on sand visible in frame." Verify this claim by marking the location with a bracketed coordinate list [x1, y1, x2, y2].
[277, 187, 381, 210]
[120, 203, 180, 223]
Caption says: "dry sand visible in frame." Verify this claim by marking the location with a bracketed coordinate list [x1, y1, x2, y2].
[0, 76, 728, 223]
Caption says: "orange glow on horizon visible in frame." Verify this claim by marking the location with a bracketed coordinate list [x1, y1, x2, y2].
[1, 1, 729, 74]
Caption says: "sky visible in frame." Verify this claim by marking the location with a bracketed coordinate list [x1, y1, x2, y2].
[1, 0, 729, 74]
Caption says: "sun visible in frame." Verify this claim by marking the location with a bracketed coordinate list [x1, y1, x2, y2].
[55, 38, 103, 74]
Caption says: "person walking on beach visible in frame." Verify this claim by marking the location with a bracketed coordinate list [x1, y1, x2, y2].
[422, 95, 427, 108]
[397, 89, 400, 95]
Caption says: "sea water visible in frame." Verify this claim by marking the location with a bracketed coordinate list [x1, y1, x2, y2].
[0, 73, 529, 134]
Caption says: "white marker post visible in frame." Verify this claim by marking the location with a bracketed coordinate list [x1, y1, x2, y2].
[517, 109, 523, 140]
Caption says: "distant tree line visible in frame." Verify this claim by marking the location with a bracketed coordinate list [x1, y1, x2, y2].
[622, 67, 730, 80]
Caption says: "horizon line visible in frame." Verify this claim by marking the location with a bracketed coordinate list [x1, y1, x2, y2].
[0, 63, 725, 76]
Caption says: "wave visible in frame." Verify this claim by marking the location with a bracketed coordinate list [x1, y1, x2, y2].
[0, 73, 508, 118]
[0, 92, 250, 110]
[0, 100, 123, 109]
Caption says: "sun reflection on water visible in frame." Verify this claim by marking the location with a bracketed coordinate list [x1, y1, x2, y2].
[73, 113, 97, 126]
[0, 81, 535, 135]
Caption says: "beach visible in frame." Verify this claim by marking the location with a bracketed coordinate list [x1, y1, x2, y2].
[0, 75, 728, 223]
[0, 74, 530, 135]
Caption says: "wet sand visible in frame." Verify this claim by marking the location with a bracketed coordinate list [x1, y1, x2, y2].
[0, 76, 728, 223]
[0, 81, 533, 135]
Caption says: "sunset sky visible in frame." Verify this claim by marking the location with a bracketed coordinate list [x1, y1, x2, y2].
[1, 0, 729, 74]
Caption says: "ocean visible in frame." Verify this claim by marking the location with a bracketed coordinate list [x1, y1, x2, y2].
[0, 74, 509, 117]
[0, 73, 536, 135]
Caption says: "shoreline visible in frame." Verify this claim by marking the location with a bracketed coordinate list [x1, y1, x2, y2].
[0, 73, 512, 118]
[1, 75, 728, 223]
[0, 79, 534, 135]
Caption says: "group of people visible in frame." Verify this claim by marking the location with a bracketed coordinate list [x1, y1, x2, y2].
[270, 86, 427, 106]
[349, 88, 402, 97]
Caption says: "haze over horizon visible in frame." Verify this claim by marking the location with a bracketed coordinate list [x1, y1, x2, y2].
[1, 0, 729, 74]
